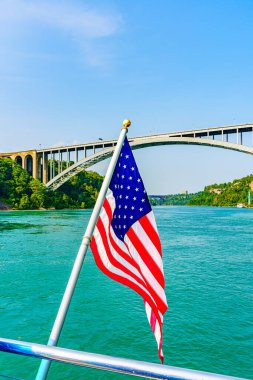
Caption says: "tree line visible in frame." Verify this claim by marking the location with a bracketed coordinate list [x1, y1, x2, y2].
[0, 158, 103, 210]
[149, 175, 253, 207]
[187, 175, 253, 207]
[149, 193, 195, 206]
[1, 157, 252, 210]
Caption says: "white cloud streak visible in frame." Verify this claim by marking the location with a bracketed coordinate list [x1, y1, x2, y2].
[0, 0, 122, 68]
[0, 0, 122, 37]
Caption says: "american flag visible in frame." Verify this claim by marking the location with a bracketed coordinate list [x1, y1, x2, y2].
[90, 137, 168, 362]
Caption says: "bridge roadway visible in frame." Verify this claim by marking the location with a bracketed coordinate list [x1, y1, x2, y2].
[1, 123, 253, 190]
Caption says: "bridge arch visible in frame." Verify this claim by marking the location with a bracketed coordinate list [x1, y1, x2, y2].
[46, 136, 253, 190]
[15, 155, 22, 166]
[25, 155, 33, 176]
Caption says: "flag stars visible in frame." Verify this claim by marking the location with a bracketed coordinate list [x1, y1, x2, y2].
[110, 139, 152, 241]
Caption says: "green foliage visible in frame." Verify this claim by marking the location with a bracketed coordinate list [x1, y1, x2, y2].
[187, 174, 253, 207]
[149, 175, 253, 208]
[2, 156, 252, 210]
[149, 193, 195, 206]
[54, 170, 103, 209]
[0, 158, 54, 210]
[0, 158, 103, 210]
[30, 179, 51, 209]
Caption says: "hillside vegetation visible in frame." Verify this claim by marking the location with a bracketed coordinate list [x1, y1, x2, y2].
[188, 175, 253, 207]
[0, 158, 103, 210]
[150, 174, 253, 207]
[1, 157, 252, 210]
[149, 193, 195, 206]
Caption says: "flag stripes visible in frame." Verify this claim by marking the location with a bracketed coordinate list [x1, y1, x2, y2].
[90, 189, 167, 362]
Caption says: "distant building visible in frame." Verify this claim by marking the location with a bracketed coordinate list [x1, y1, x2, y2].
[208, 188, 223, 194]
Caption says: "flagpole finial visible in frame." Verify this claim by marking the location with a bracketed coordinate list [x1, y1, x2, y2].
[122, 119, 131, 129]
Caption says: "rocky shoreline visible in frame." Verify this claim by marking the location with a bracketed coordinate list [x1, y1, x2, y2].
[0, 202, 11, 210]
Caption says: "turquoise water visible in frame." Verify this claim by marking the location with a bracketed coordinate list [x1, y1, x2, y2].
[0, 207, 252, 380]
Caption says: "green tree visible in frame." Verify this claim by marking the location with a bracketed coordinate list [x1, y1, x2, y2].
[19, 194, 30, 209]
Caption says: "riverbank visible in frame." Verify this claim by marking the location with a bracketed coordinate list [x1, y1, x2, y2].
[150, 174, 253, 208]
[0, 157, 103, 210]
[0, 201, 11, 210]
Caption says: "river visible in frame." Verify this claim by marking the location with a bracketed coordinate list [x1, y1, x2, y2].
[0, 207, 252, 379]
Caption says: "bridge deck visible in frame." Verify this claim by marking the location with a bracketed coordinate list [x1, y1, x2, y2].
[1, 123, 253, 189]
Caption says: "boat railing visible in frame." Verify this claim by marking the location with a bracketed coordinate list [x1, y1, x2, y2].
[0, 337, 250, 380]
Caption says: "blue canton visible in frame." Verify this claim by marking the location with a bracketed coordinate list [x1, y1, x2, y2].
[109, 137, 151, 241]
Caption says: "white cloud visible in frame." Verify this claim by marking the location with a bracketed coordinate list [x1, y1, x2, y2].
[0, 0, 122, 37]
[0, 0, 122, 68]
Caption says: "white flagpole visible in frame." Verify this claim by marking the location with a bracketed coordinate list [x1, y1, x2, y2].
[36, 119, 131, 380]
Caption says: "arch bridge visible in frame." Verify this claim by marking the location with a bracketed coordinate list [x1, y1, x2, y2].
[1, 123, 253, 190]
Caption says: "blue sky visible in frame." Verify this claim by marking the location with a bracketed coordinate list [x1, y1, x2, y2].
[1, 0, 253, 193]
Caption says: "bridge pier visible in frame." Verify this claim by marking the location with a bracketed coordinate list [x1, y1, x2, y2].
[43, 153, 48, 184]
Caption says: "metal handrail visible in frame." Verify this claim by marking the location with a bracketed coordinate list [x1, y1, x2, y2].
[0, 337, 249, 380]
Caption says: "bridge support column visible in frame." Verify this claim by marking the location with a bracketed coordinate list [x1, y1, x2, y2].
[58, 151, 60, 174]
[42, 152, 48, 184]
[36, 154, 43, 181]
[60, 152, 63, 172]
[33, 155, 37, 179]
[67, 149, 70, 168]
[53, 153, 56, 178]
[21, 154, 26, 170]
